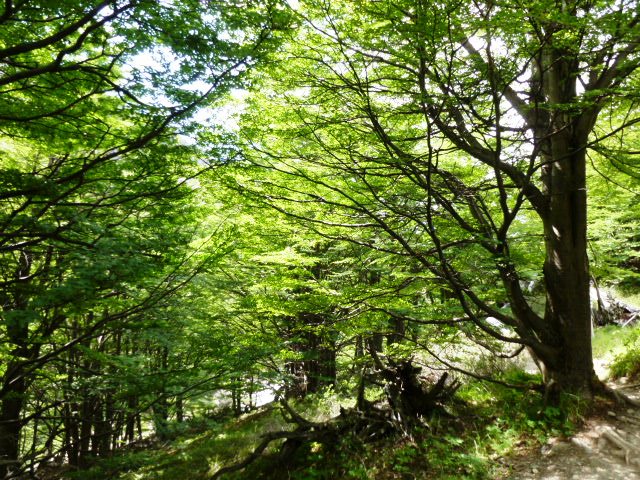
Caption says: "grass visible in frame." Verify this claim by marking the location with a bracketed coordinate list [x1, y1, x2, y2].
[605, 327, 640, 380]
[593, 324, 638, 359]
[592, 286, 640, 379]
[63, 391, 352, 480]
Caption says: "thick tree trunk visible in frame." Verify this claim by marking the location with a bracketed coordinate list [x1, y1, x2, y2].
[540, 149, 594, 396]
[526, 38, 597, 399]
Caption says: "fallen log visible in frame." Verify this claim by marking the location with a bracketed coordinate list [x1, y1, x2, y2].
[210, 399, 403, 479]
[211, 361, 460, 479]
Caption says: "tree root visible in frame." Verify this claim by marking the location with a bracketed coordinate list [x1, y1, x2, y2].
[597, 426, 640, 466]
[210, 430, 294, 480]
[618, 414, 640, 427]
[596, 381, 640, 408]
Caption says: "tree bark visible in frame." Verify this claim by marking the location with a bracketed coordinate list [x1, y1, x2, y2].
[0, 362, 26, 479]
[540, 148, 594, 396]
[532, 40, 595, 397]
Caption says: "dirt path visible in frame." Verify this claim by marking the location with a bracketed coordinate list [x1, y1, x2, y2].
[506, 383, 640, 479]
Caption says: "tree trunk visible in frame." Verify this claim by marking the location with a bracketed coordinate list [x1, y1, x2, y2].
[301, 313, 336, 394]
[0, 362, 26, 479]
[533, 42, 595, 397]
[231, 381, 243, 416]
[176, 395, 184, 423]
[539, 147, 594, 397]
[64, 401, 80, 468]
[152, 346, 169, 438]
[125, 396, 137, 444]
[386, 316, 405, 345]
[0, 251, 32, 478]
[78, 401, 93, 468]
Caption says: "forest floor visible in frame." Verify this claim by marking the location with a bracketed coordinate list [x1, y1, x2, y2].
[47, 324, 640, 480]
[506, 380, 640, 479]
[48, 384, 640, 480]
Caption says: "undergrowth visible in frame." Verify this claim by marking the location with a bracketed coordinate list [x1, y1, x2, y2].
[52, 326, 639, 480]
[62, 370, 584, 480]
[609, 328, 640, 379]
[65, 406, 288, 480]
[592, 324, 640, 360]
[592, 324, 640, 379]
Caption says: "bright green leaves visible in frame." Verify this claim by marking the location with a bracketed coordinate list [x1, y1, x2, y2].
[0, 2, 291, 474]
[230, 0, 638, 382]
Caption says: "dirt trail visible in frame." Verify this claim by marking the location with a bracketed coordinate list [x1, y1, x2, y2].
[507, 383, 640, 479]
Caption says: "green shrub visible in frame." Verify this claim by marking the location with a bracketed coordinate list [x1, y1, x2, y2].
[610, 329, 640, 379]
[593, 324, 640, 360]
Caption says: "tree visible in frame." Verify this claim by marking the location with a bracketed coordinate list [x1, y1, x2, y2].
[238, 0, 640, 399]
[204, 167, 424, 401]
[197, 179, 344, 399]
[588, 120, 640, 290]
[0, 1, 288, 476]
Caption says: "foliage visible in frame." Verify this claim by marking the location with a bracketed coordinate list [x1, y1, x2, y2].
[235, 0, 640, 398]
[609, 329, 640, 380]
[2, 0, 640, 478]
[592, 325, 640, 361]
[589, 158, 640, 289]
[0, 1, 291, 476]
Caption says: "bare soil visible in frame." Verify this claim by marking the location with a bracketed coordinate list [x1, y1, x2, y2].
[504, 382, 640, 480]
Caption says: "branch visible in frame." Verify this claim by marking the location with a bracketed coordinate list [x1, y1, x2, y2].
[0, 0, 119, 58]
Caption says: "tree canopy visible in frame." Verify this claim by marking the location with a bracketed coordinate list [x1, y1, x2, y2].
[2, 0, 640, 478]
[237, 0, 640, 397]
[0, 0, 288, 476]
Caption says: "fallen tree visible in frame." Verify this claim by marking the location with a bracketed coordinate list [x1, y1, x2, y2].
[211, 358, 459, 479]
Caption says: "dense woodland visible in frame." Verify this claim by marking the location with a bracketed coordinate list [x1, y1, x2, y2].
[2, 0, 640, 479]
